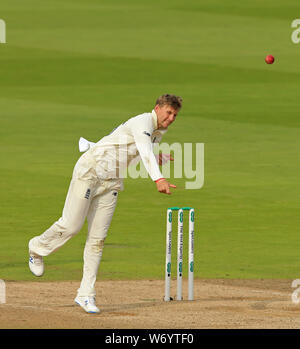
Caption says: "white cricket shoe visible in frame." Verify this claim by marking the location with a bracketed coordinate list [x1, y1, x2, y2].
[29, 251, 44, 277]
[74, 296, 100, 314]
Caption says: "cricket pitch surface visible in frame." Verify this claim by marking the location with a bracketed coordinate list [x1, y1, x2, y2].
[1, 279, 300, 329]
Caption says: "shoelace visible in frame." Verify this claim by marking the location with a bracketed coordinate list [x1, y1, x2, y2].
[31, 255, 43, 265]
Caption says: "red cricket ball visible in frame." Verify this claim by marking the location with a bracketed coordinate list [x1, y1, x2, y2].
[265, 55, 275, 64]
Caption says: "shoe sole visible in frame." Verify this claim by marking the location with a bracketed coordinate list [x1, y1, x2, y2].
[75, 300, 100, 314]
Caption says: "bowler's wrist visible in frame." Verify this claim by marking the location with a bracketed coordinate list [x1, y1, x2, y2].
[155, 178, 165, 183]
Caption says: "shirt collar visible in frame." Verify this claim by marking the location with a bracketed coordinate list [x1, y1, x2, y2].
[151, 109, 168, 132]
[151, 109, 158, 130]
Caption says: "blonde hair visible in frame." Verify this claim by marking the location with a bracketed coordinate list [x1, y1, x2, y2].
[155, 94, 183, 110]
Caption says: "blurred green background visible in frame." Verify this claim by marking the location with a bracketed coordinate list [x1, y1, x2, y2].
[1, 0, 300, 281]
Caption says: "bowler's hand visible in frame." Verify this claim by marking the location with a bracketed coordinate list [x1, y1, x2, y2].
[155, 178, 176, 195]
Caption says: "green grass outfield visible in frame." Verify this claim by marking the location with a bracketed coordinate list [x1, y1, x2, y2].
[1, 0, 300, 281]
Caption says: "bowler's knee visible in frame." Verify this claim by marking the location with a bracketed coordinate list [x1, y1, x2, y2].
[94, 239, 105, 254]
[89, 238, 106, 254]
[63, 220, 84, 236]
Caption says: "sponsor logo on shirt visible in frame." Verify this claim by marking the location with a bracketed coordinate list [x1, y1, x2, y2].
[85, 189, 91, 199]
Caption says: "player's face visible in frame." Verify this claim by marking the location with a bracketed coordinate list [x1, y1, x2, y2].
[155, 105, 179, 129]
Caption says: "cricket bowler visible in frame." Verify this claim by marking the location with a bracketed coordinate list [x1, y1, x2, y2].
[28, 94, 182, 313]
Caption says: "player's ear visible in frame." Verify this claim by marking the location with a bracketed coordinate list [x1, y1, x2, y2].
[154, 104, 160, 113]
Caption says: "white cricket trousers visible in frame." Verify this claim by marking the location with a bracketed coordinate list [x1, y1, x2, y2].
[29, 151, 123, 297]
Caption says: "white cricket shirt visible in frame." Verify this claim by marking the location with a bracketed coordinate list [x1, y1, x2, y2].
[85, 110, 167, 181]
